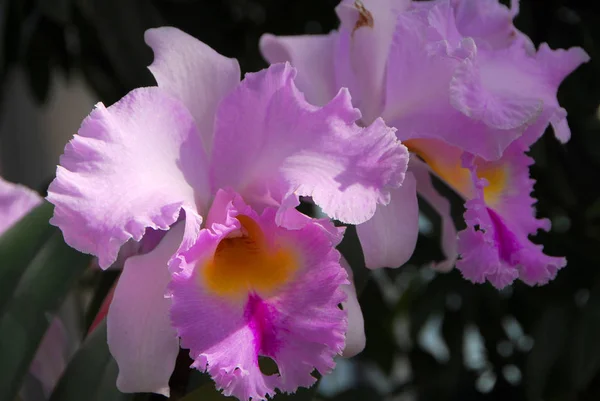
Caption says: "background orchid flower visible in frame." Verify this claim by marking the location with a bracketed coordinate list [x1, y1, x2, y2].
[46, 27, 408, 399]
[408, 137, 567, 288]
[19, 315, 79, 401]
[260, 0, 588, 286]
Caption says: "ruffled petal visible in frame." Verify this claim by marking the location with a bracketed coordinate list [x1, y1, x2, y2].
[340, 258, 365, 358]
[259, 33, 339, 107]
[533, 44, 590, 143]
[47, 87, 208, 268]
[449, 55, 543, 131]
[382, 2, 525, 161]
[0, 177, 41, 235]
[107, 223, 183, 396]
[145, 27, 241, 152]
[456, 150, 566, 288]
[380, 1, 587, 161]
[453, 0, 523, 49]
[356, 172, 418, 269]
[170, 192, 347, 400]
[451, 2, 589, 145]
[535, 44, 590, 88]
[452, 42, 588, 145]
[210, 63, 408, 225]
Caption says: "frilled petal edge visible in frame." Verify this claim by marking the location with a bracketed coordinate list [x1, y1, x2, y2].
[210, 63, 409, 225]
[47, 87, 208, 268]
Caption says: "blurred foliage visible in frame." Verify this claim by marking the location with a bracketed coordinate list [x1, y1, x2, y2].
[1, 0, 600, 400]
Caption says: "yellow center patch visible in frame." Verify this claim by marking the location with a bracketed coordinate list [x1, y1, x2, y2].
[477, 164, 508, 207]
[201, 215, 299, 299]
[405, 139, 507, 206]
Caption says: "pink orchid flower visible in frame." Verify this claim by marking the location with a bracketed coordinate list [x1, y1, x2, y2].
[47, 28, 409, 399]
[260, 0, 588, 287]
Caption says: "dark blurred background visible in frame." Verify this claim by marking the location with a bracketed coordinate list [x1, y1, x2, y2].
[1, 1, 599, 400]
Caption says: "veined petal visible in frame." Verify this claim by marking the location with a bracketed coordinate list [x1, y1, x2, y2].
[145, 27, 241, 153]
[170, 193, 347, 400]
[47, 87, 208, 268]
[356, 172, 418, 269]
[210, 63, 408, 225]
[0, 177, 42, 235]
[260, 33, 339, 107]
[456, 149, 566, 288]
[107, 223, 183, 396]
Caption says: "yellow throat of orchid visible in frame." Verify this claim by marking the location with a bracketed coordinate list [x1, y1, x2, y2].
[404, 139, 508, 207]
[201, 215, 299, 298]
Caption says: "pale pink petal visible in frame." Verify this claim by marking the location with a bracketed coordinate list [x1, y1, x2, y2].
[410, 158, 458, 272]
[381, 3, 523, 161]
[210, 63, 408, 225]
[107, 223, 184, 396]
[145, 27, 241, 152]
[449, 55, 543, 131]
[276, 206, 345, 247]
[451, 42, 588, 145]
[0, 177, 41, 235]
[340, 258, 365, 358]
[381, 1, 587, 160]
[356, 172, 418, 269]
[534, 44, 590, 142]
[453, 0, 523, 49]
[335, 0, 410, 123]
[260, 33, 339, 106]
[47, 87, 208, 268]
[535, 44, 590, 87]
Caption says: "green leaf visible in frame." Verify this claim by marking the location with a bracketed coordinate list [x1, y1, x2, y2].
[49, 320, 133, 401]
[0, 230, 91, 401]
[0, 201, 55, 313]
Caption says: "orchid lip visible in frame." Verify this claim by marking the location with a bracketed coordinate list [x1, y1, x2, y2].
[201, 214, 300, 300]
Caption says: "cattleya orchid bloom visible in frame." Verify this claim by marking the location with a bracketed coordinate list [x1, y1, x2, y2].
[0, 178, 76, 400]
[261, 0, 589, 287]
[47, 28, 408, 399]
